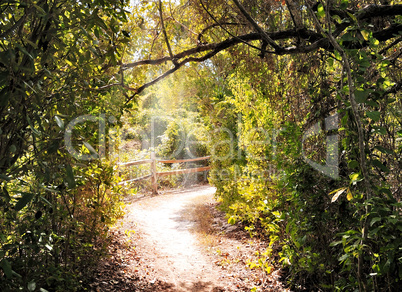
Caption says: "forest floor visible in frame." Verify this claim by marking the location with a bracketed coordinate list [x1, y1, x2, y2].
[87, 184, 290, 292]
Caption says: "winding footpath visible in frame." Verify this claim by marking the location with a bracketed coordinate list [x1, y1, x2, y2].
[90, 185, 289, 291]
[124, 186, 226, 291]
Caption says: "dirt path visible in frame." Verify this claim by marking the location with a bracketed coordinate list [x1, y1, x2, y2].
[88, 185, 289, 292]
[125, 186, 226, 291]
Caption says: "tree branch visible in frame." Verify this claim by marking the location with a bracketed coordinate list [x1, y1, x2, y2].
[125, 49, 223, 104]
[197, 22, 244, 43]
[123, 29, 323, 69]
[158, 0, 176, 65]
[232, 0, 283, 52]
[285, 0, 304, 30]
[118, 4, 402, 102]
[357, 4, 402, 20]
[198, 0, 262, 52]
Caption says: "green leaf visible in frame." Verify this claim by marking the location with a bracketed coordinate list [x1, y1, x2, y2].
[383, 258, 391, 273]
[370, 217, 381, 226]
[374, 145, 393, 155]
[0, 259, 13, 278]
[371, 38, 379, 47]
[94, 14, 108, 30]
[33, 4, 46, 15]
[348, 160, 359, 169]
[89, 46, 99, 57]
[387, 98, 396, 104]
[329, 187, 347, 203]
[332, 15, 342, 24]
[0, 87, 11, 107]
[66, 164, 76, 188]
[55, 115, 64, 129]
[330, 240, 343, 247]
[342, 32, 355, 42]
[0, 174, 12, 181]
[16, 44, 33, 60]
[349, 173, 359, 182]
[94, 27, 100, 39]
[15, 193, 35, 211]
[83, 141, 98, 156]
[28, 280, 36, 292]
[340, 0, 349, 9]
[346, 12, 357, 23]
[0, 71, 9, 88]
[371, 159, 390, 173]
[228, 217, 236, 225]
[339, 253, 349, 263]
[354, 89, 369, 103]
[40, 196, 53, 206]
[9, 144, 17, 153]
[317, 4, 325, 18]
[361, 30, 370, 41]
[366, 111, 381, 122]
[2, 187, 11, 202]
[372, 126, 387, 135]
[379, 188, 393, 200]
[27, 115, 41, 137]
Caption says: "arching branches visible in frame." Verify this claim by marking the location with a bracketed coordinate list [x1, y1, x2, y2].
[116, 3, 402, 101]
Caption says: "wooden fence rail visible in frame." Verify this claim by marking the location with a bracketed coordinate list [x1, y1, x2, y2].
[118, 152, 211, 194]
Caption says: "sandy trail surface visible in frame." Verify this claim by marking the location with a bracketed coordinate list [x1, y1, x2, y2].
[124, 185, 226, 291]
[89, 185, 289, 292]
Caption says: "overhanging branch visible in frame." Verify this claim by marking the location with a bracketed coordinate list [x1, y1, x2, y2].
[123, 29, 323, 69]
[116, 4, 402, 102]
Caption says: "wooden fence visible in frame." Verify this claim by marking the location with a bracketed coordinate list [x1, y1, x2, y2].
[118, 152, 211, 194]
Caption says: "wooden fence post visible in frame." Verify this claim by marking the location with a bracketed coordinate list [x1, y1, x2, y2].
[150, 151, 158, 195]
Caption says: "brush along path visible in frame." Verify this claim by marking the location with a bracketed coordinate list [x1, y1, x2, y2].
[89, 185, 289, 291]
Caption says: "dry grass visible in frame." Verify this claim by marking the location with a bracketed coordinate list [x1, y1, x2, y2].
[178, 194, 220, 248]
[192, 203, 215, 234]
[191, 203, 220, 248]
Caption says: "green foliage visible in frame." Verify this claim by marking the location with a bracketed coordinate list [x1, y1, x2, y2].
[1, 0, 401, 291]
[0, 0, 129, 290]
[157, 116, 208, 160]
[125, 1, 401, 290]
[117, 69, 211, 189]
[202, 26, 401, 290]
[0, 159, 124, 291]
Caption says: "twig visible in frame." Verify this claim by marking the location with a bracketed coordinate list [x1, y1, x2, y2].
[158, 0, 176, 65]
[198, 0, 263, 52]
[232, 0, 283, 52]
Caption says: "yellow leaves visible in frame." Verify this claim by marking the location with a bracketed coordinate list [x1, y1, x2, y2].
[349, 172, 362, 185]
[346, 189, 353, 201]
[228, 216, 236, 225]
[329, 187, 353, 202]
[361, 30, 370, 41]
[330, 187, 347, 203]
